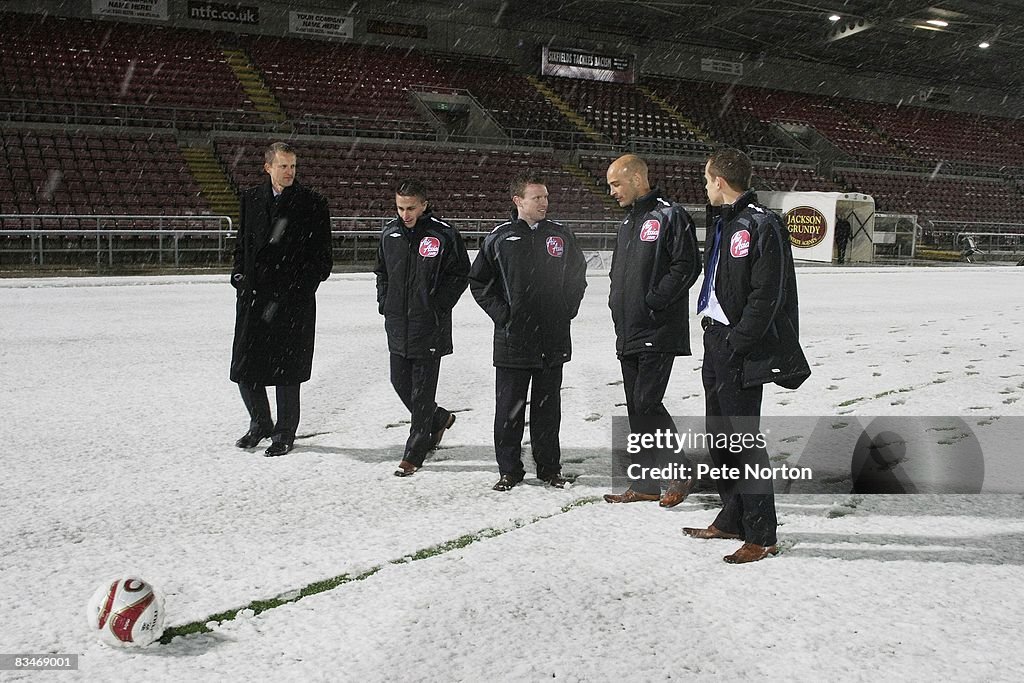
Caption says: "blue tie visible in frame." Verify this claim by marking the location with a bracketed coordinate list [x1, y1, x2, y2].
[697, 218, 722, 312]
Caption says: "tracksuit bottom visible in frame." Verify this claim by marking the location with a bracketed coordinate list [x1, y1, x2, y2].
[619, 351, 693, 495]
[494, 364, 564, 480]
[390, 353, 451, 467]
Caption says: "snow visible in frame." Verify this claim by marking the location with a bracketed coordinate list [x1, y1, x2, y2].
[1, 265, 1023, 680]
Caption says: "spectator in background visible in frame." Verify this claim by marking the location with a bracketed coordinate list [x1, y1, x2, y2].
[230, 142, 333, 457]
[835, 213, 852, 264]
[470, 172, 587, 492]
[375, 180, 469, 477]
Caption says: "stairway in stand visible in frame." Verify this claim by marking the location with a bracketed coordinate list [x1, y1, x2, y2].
[180, 143, 240, 225]
[223, 47, 286, 124]
[526, 75, 607, 144]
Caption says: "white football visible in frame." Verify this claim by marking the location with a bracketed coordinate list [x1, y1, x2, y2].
[85, 578, 165, 647]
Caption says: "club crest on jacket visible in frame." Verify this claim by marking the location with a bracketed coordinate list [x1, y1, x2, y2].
[546, 236, 564, 257]
[730, 230, 751, 258]
[419, 236, 440, 258]
[640, 219, 661, 242]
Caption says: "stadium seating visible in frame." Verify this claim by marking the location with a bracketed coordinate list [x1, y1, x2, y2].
[0, 13, 258, 129]
[541, 76, 703, 147]
[0, 128, 210, 222]
[2, 12, 1023, 240]
[240, 36, 442, 136]
[645, 77, 776, 151]
[433, 56, 580, 145]
[213, 139, 615, 223]
[843, 101, 1024, 170]
[835, 169, 1024, 223]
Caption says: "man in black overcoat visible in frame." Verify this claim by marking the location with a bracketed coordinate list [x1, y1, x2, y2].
[230, 142, 333, 457]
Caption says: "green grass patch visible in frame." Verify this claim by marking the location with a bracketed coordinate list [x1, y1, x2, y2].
[159, 497, 601, 644]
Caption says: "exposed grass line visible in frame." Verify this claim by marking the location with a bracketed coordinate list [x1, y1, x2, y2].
[159, 496, 601, 644]
[836, 376, 954, 408]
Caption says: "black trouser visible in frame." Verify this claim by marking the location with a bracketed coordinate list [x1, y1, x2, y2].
[494, 365, 563, 480]
[619, 351, 690, 495]
[390, 353, 448, 467]
[701, 323, 778, 547]
[238, 383, 300, 446]
[836, 237, 848, 263]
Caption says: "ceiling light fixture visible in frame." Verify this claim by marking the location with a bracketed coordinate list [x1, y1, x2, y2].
[828, 14, 841, 22]
[979, 41, 990, 48]
[926, 19, 949, 27]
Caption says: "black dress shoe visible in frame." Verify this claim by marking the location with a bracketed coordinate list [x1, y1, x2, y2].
[430, 410, 456, 450]
[264, 441, 293, 457]
[235, 429, 272, 449]
[394, 460, 419, 477]
[541, 473, 571, 489]
[492, 472, 524, 491]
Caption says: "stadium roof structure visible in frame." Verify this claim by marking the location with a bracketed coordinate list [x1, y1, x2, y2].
[431, 0, 1024, 93]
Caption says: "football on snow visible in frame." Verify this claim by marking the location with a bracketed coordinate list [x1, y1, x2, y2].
[86, 578, 165, 647]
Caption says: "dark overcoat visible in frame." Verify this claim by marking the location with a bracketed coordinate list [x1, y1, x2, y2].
[230, 179, 333, 385]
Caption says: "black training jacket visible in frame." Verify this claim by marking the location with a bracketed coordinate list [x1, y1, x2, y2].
[608, 188, 701, 356]
[374, 212, 470, 358]
[470, 214, 587, 369]
[704, 190, 810, 389]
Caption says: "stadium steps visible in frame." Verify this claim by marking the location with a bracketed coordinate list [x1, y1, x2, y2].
[525, 75, 606, 143]
[180, 144, 240, 224]
[223, 48, 286, 124]
[562, 162, 619, 211]
[636, 85, 713, 144]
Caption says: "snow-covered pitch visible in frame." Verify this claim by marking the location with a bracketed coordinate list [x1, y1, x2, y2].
[2, 265, 1023, 680]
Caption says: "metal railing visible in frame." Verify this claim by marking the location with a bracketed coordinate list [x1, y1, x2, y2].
[1, 214, 233, 267]
[0, 97, 263, 131]
[1, 213, 723, 271]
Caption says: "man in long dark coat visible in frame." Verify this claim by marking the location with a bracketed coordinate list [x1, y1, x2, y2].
[230, 142, 333, 457]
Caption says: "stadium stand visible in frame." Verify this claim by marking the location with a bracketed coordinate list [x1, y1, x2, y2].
[212, 139, 615, 222]
[541, 75, 705, 148]
[2, 10, 1023, 267]
[644, 77, 801, 160]
[843, 101, 1024, 171]
[0, 128, 209, 222]
[834, 168, 1024, 223]
[240, 36, 442, 137]
[0, 13, 260, 129]
[432, 55, 580, 145]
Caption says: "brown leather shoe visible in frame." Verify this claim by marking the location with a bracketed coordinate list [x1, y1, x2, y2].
[682, 525, 742, 540]
[659, 478, 696, 508]
[723, 542, 779, 564]
[603, 488, 660, 503]
[394, 460, 419, 477]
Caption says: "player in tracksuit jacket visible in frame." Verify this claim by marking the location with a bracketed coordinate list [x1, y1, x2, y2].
[375, 180, 470, 478]
[684, 147, 810, 565]
[469, 173, 587, 492]
[604, 154, 702, 505]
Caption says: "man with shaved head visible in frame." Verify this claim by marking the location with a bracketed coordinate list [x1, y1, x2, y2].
[604, 154, 701, 505]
